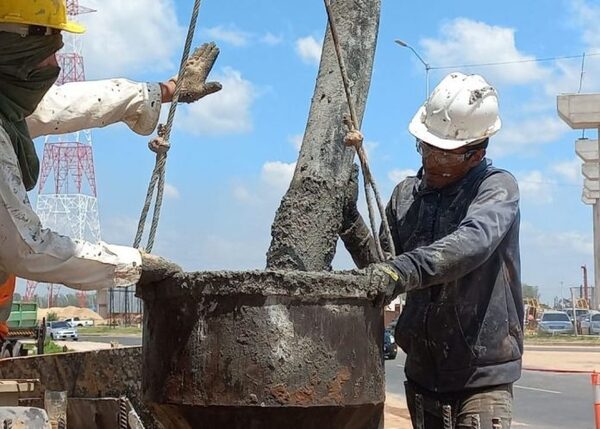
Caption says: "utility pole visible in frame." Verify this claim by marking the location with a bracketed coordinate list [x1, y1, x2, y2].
[557, 94, 600, 310]
[571, 288, 579, 336]
[582, 265, 589, 303]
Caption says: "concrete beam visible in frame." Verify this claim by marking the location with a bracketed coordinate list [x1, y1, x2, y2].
[584, 187, 600, 200]
[585, 179, 600, 192]
[582, 193, 596, 205]
[582, 162, 599, 179]
[558, 94, 600, 129]
[576, 138, 599, 161]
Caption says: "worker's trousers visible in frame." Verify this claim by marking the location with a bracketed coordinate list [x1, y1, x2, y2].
[405, 381, 512, 429]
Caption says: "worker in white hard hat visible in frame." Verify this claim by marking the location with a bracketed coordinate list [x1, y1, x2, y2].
[0, 1, 222, 338]
[341, 72, 521, 429]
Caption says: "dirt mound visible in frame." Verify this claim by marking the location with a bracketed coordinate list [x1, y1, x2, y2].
[38, 306, 104, 322]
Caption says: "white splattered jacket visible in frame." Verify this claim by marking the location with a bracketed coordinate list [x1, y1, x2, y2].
[0, 79, 162, 299]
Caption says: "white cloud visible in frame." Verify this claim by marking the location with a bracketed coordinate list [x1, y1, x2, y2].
[420, 18, 549, 85]
[261, 32, 284, 46]
[296, 36, 322, 65]
[522, 222, 593, 257]
[78, 0, 185, 77]
[203, 25, 251, 47]
[570, 0, 600, 49]
[164, 183, 180, 199]
[289, 134, 303, 151]
[232, 184, 255, 204]
[388, 169, 418, 184]
[489, 116, 569, 158]
[545, 1, 600, 95]
[516, 171, 555, 204]
[552, 158, 581, 184]
[261, 161, 296, 193]
[178, 67, 256, 135]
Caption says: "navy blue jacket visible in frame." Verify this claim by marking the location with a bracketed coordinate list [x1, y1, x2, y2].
[341, 160, 523, 393]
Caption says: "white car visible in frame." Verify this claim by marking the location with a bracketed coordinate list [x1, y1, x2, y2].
[537, 311, 574, 335]
[47, 321, 79, 341]
[64, 317, 94, 328]
[580, 311, 600, 335]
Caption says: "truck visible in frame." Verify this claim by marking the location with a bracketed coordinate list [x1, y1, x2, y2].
[3, 301, 45, 358]
[64, 317, 94, 328]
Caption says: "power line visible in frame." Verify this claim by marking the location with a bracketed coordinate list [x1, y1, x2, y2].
[428, 52, 600, 71]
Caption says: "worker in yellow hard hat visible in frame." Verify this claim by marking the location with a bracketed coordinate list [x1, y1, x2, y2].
[0, 1, 222, 340]
[0, 0, 86, 34]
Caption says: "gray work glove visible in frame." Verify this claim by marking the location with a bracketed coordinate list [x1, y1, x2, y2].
[138, 252, 183, 285]
[341, 164, 361, 233]
[172, 42, 222, 103]
[365, 262, 404, 306]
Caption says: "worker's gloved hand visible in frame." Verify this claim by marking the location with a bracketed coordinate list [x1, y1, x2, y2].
[138, 252, 183, 285]
[341, 164, 361, 232]
[169, 42, 223, 103]
[365, 262, 404, 306]
[344, 129, 364, 149]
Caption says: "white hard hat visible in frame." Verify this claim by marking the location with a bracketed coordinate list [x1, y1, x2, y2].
[408, 72, 501, 150]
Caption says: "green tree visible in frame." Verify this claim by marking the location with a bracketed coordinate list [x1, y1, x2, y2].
[522, 283, 540, 301]
[46, 312, 59, 322]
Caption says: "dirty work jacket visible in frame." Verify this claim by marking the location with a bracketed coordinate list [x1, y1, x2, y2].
[341, 160, 523, 393]
[0, 79, 161, 320]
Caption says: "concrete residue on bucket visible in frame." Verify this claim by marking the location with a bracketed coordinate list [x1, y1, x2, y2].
[137, 270, 385, 428]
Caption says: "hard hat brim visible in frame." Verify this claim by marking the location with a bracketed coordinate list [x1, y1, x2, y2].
[55, 21, 86, 34]
[1, 17, 86, 34]
[408, 104, 501, 150]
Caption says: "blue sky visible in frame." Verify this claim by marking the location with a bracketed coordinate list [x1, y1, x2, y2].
[27, 0, 600, 303]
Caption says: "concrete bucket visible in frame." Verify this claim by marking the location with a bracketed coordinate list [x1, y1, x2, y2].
[137, 270, 385, 429]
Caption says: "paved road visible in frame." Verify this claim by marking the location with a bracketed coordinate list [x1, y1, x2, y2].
[386, 352, 593, 429]
[78, 335, 142, 346]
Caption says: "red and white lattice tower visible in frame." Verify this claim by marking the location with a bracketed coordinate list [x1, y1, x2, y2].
[25, 1, 98, 308]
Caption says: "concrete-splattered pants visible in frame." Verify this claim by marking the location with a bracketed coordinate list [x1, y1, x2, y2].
[405, 381, 512, 429]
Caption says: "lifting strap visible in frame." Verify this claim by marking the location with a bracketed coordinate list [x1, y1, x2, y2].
[323, 0, 396, 260]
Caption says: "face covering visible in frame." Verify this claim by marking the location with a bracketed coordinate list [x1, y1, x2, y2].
[0, 32, 64, 191]
[417, 140, 478, 189]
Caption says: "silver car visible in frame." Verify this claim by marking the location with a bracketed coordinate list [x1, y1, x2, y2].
[537, 311, 574, 335]
[580, 312, 600, 335]
[47, 321, 79, 341]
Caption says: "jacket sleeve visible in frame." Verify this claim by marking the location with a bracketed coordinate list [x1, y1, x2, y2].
[0, 126, 142, 290]
[339, 214, 381, 268]
[389, 172, 519, 291]
[26, 79, 162, 139]
[339, 180, 410, 268]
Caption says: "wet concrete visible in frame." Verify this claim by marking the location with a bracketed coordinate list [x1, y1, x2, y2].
[266, 0, 381, 272]
[137, 270, 385, 428]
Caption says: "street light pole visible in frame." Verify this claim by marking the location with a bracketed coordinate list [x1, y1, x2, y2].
[395, 39, 430, 96]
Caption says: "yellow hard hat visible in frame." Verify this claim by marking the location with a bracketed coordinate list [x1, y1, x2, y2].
[0, 0, 85, 34]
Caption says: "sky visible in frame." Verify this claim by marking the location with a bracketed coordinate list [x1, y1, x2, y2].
[25, 0, 600, 304]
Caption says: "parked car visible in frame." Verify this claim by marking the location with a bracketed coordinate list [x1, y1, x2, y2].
[537, 311, 574, 335]
[384, 330, 397, 360]
[64, 317, 94, 328]
[580, 311, 600, 335]
[47, 321, 78, 341]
